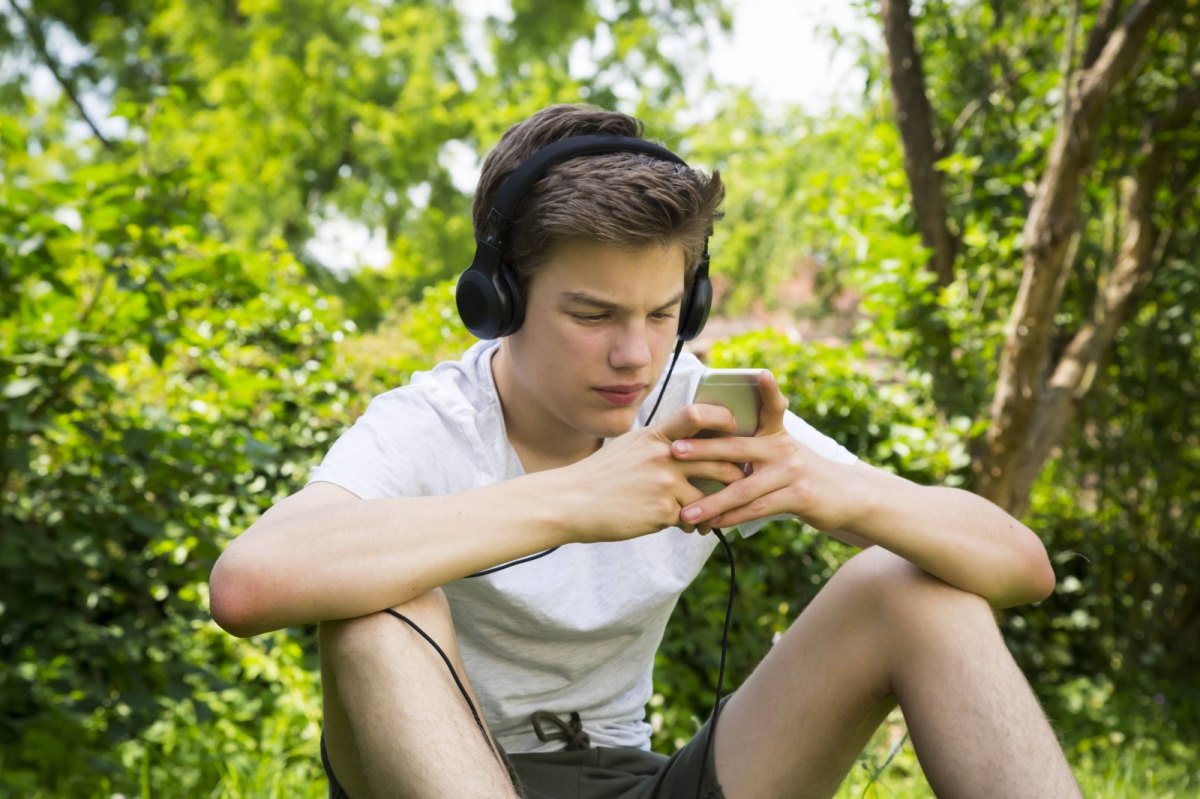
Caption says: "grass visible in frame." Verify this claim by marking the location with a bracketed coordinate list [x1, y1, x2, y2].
[834, 710, 1200, 799]
[12, 704, 1198, 797]
[190, 714, 1199, 798]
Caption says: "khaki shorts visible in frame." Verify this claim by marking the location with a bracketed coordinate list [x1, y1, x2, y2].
[322, 705, 727, 799]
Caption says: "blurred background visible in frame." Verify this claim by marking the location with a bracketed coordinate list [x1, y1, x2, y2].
[1, 0, 1197, 795]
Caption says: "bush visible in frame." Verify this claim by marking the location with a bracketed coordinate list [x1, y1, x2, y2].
[0, 155, 349, 794]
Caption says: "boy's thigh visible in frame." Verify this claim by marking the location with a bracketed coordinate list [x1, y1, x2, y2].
[319, 591, 517, 798]
[711, 548, 941, 797]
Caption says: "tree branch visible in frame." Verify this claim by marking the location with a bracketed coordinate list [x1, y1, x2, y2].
[880, 0, 957, 287]
[7, 0, 113, 150]
[1082, 0, 1125, 69]
[1076, 0, 1165, 112]
[936, 95, 985, 161]
[1060, 0, 1082, 110]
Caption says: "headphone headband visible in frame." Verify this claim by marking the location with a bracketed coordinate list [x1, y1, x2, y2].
[482, 136, 687, 248]
[457, 134, 711, 341]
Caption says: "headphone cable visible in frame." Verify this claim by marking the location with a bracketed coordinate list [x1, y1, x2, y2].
[698, 527, 735, 797]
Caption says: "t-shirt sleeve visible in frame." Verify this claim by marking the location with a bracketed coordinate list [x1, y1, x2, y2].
[306, 390, 426, 500]
[734, 409, 858, 538]
[781, 410, 858, 467]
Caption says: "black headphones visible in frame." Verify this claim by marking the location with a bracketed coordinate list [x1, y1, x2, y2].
[455, 134, 712, 341]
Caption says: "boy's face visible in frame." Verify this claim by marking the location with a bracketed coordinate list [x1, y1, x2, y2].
[493, 239, 687, 458]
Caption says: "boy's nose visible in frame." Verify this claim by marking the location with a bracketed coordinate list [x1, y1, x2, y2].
[610, 325, 652, 370]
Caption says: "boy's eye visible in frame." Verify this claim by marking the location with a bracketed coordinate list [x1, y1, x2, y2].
[572, 313, 608, 322]
[650, 311, 676, 321]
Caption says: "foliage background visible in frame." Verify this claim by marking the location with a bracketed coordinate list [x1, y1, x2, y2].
[1, 0, 1196, 795]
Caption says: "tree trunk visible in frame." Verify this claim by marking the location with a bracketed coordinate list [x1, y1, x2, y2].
[1002, 88, 1199, 516]
[976, 0, 1167, 513]
[879, 0, 965, 409]
[880, 0, 956, 287]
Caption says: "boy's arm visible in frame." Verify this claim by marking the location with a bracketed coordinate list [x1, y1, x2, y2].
[210, 474, 570, 637]
[670, 372, 1055, 609]
[826, 460, 1054, 608]
[209, 402, 748, 637]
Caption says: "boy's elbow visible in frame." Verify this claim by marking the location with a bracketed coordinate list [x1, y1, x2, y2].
[988, 525, 1056, 607]
[1003, 531, 1056, 607]
[209, 548, 270, 638]
[1028, 549, 1056, 603]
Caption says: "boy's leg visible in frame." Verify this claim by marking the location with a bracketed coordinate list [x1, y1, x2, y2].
[319, 588, 519, 799]
[712, 546, 1080, 799]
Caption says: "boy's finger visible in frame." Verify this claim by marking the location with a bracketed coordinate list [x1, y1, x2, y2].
[656, 402, 738, 441]
[756, 371, 788, 435]
[672, 435, 766, 463]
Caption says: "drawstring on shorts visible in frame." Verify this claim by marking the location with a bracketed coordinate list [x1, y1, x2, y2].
[530, 710, 591, 751]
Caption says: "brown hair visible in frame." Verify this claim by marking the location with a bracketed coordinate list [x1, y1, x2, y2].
[472, 104, 724, 289]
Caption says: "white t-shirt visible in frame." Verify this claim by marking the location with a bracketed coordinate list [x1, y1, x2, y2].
[308, 339, 857, 754]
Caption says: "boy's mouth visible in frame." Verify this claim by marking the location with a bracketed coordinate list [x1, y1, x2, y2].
[595, 384, 646, 406]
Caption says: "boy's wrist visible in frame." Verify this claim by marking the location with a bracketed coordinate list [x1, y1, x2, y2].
[520, 468, 586, 546]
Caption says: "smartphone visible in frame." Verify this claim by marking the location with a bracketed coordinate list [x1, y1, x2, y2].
[691, 368, 764, 436]
[688, 368, 765, 495]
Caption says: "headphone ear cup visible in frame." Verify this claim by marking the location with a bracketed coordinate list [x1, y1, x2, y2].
[456, 267, 499, 340]
[457, 248, 522, 339]
[676, 268, 712, 342]
[497, 261, 525, 335]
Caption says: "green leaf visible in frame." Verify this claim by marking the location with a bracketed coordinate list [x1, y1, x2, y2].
[2, 377, 41, 398]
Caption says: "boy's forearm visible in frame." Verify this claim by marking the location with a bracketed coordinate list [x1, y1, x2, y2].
[211, 470, 577, 636]
[840, 467, 1055, 608]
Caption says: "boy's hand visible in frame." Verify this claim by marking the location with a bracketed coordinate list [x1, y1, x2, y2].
[669, 371, 867, 532]
[560, 403, 750, 543]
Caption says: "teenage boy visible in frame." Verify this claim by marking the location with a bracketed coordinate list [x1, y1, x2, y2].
[210, 104, 1081, 798]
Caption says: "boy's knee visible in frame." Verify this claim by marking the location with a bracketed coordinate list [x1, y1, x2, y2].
[320, 588, 454, 665]
[831, 547, 992, 630]
[394, 586, 452, 623]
